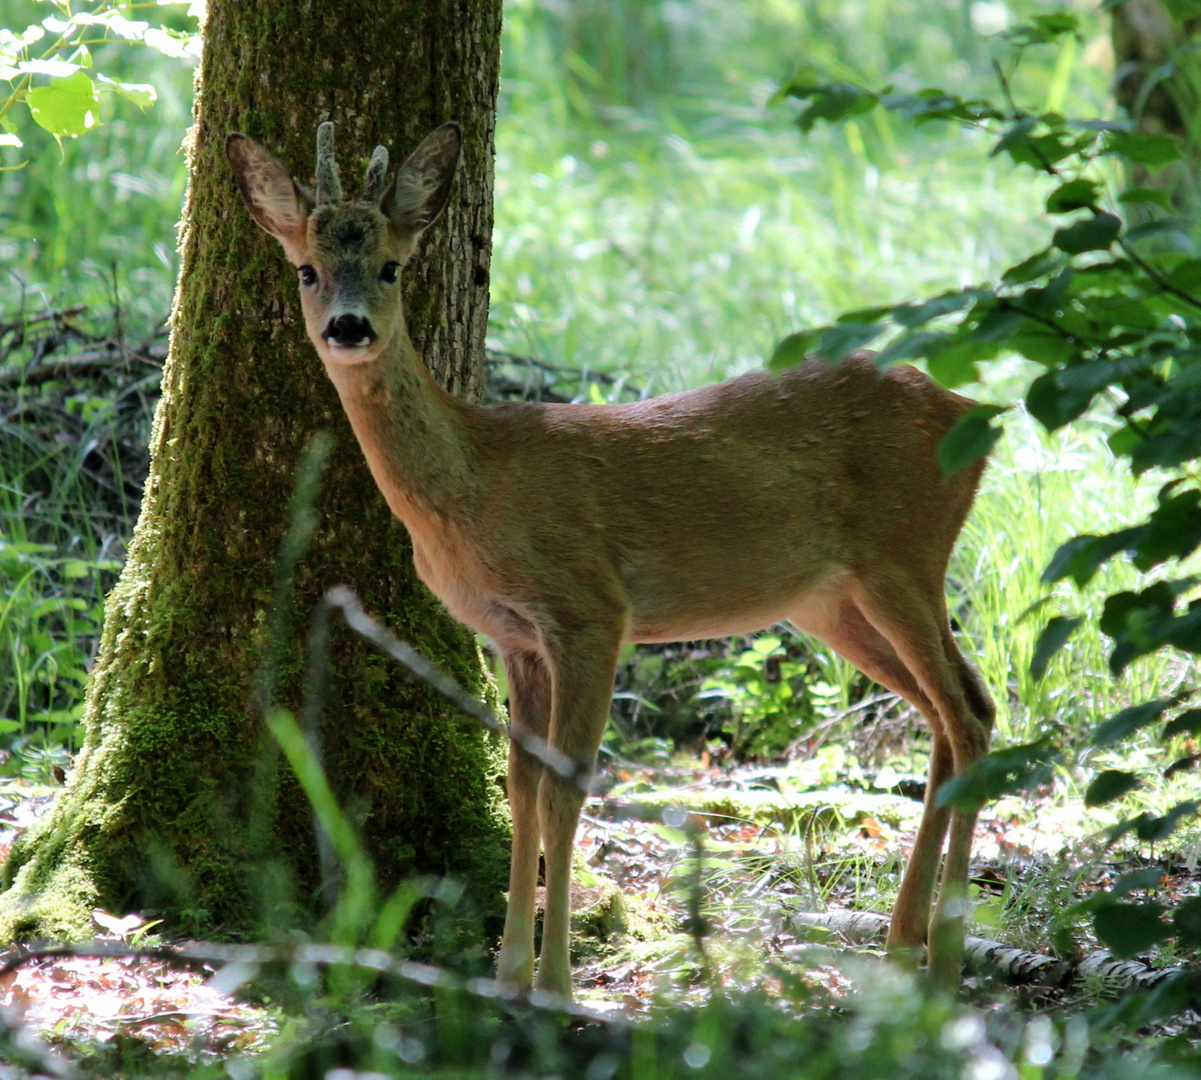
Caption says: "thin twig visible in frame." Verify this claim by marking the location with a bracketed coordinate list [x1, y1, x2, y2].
[0, 344, 166, 389]
[0, 940, 625, 1026]
[324, 586, 590, 789]
[0, 305, 88, 337]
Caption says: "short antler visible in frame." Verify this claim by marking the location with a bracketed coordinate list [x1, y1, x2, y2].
[315, 121, 342, 205]
[362, 145, 390, 204]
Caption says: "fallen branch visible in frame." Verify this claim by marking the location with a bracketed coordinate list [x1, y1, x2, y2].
[790, 910, 1185, 993]
[0, 342, 166, 388]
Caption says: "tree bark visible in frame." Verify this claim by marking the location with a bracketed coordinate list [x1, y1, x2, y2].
[0, 0, 507, 939]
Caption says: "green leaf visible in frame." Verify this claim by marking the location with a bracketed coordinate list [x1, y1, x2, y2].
[927, 340, 999, 388]
[991, 116, 1037, 160]
[935, 741, 1057, 811]
[1099, 582, 1189, 673]
[66, 11, 150, 42]
[1173, 897, 1201, 944]
[1130, 416, 1201, 474]
[1030, 615, 1083, 680]
[1027, 370, 1098, 430]
[937, 404, 1005, 475]
[142, 27, 197, 60]
[1093, 902, 1170, 958]
[17, 58, 79, 78]
[768, 331, 816, 372]
[1103, 130, 1182, 168]
[969, 299, 1030, 342]
[1129, 487, 1201, 572]
[1008, 327, 1078, 367]
[1092, 700, 1175, 746]
[96, 74, 156, 109]
[1134, 800, 1200, 842]
[836, 304, 898, 324]
[880, 90, 1002, 125]
[1046, 178, 1099, 214]
[1124, 219, 1187, 246]
[1164, 754, 1198, 778]
[871, 330, 953, 368]
[1002, 249, 1064, 285]
[892, 289, 985, 328]
[1158, 0, 1201, 17]
[1119, 186, 1172, 210]
[794, 83, 879, 133]
[1111, 868, 1167, 897]
[1005, 129, 1096, 171]
[814, 322, 884, 360]
[1053, 213, 1122, 255]
[1000, 13, 1081, 45]
[1085, 769, 1140, 807]
[1164, 708, 1201, 739]
[1165, 258, 1201, 294]
[26, 70, 98, 138]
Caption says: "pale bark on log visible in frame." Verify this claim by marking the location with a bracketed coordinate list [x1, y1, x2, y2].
[791, 910, 1185, 994]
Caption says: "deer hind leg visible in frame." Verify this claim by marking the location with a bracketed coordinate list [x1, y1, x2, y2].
[926, 631, 996, 982]
[846, 578, 993, 989]
[535, 623, 625, 999]
[792, 595, 954, 957]
[497, 649, 552, 991]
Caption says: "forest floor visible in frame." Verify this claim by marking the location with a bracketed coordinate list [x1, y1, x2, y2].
[1, 758, 1195, 1071]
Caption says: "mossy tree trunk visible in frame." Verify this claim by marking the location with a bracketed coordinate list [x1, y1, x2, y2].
[0, 0, 508, 939]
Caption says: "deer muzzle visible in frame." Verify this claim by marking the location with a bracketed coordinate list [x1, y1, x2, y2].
[323, 313, 377, 349]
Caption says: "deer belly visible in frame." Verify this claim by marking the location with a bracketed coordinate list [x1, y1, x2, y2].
[624, 562, 845, 644]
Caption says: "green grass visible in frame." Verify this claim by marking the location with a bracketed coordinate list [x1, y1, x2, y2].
[490, 0, 1109, 390]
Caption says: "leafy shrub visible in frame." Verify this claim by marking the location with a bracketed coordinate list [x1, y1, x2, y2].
[771, 8, 1201, 962]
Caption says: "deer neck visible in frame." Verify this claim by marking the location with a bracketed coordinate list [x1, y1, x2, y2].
[320, 326, 472, 532]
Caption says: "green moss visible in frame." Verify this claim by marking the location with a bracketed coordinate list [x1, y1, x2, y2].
[624, 788, 924, 831]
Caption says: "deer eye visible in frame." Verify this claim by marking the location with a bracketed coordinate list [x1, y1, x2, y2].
[380, 262, 400, 284]
[298, 265, 318, 286]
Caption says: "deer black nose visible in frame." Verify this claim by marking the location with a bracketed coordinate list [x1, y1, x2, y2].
[323, 313, 377, 347]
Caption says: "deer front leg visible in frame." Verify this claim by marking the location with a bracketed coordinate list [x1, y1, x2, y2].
[497, 650, 552, 991]
[535, 625, 624, 999]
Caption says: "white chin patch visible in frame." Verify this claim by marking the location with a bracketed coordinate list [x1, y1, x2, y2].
[325, 342, 374, 361]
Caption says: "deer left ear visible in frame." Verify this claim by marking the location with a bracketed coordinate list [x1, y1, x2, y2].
[380, 122, 461, 241]
[226, 133, 313, 258]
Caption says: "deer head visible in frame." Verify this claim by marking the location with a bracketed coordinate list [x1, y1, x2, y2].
[225, 122, 461, 367]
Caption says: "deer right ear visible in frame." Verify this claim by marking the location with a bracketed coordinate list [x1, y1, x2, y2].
[380, 122, 461, 242]
[225, 133, 313, 257]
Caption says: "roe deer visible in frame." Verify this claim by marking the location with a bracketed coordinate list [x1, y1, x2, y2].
[226, 121, 995, 997]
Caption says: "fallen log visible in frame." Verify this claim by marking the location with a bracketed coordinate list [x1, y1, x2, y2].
[789, 909, 1182, 992]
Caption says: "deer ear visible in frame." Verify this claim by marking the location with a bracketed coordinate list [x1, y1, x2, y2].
[380, 122, 461, 241]
[226, 133, 313, 257]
